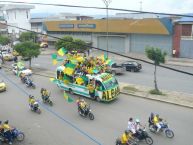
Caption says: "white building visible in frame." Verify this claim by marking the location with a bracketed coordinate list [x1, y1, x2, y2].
[0, 4, 34, 37]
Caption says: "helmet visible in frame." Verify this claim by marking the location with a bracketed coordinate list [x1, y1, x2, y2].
[29, 95, 34, 99]
[136, 119, 140, 123]
[81, 99, 85, 102]
[129, 117, 133, 121]
[125, 130, 129, 134]
[4, 120, 9, 124]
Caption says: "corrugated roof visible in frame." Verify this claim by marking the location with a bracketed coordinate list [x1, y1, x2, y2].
[44, 19, 170, 35]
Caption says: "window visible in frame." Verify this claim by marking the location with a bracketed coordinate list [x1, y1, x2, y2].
[182, 24, 192, 36]
[26, 11, 29, 19]
[15, 11, 16, 19]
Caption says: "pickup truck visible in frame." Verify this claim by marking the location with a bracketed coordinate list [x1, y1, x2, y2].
[109, 63, 125, 75]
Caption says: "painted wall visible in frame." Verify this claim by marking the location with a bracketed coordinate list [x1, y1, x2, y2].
[130, 34, 172, 55]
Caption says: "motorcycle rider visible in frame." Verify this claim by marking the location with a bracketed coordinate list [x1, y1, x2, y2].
[20, 73, 27, 83]
[28, 95, 36, 109]
[41, 88, 50, 101]
[148, 112, 154, 127]
[120, 130, 133, 145]
[133, 119, 144, 139]
[127, 117, 136, 134]
[2, 120, 13, 145]
[76, 98, 88, 115]
[153, 114, 161, 132]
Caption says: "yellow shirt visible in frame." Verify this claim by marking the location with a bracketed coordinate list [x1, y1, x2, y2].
[3, 124, 11, 131]
[29, 98, 35, 105]
[87, 84, 95, 93]
[121, 133, 132, 144]
[153, 116, 159, 124]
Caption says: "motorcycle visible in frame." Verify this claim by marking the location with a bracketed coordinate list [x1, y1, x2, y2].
[30, 102, 41, 114]
[78, 105, 94, 120]
[149, 120, 174, 138]
[41, 94, 53, 106]
[25, 79, 36, 89]
[20, 76, 28, 83]
[133, 128, 153, 145]
[116, 138, 139, 145]
[0, 127, 25, 144]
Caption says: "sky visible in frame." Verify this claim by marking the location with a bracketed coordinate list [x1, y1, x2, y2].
[1, 0, 193, 15]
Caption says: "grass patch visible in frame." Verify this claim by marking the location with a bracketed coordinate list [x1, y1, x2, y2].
[123, 86, 138, 92]
[149, 89, 165, 95]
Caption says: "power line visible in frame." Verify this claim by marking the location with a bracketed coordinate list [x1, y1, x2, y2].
[1, 0, 193, 18]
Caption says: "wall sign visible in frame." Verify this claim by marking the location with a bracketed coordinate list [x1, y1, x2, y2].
[59, 24, 74, 28]
[77, 24, 96, 29]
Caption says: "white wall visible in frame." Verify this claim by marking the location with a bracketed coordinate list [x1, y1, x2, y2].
[6, 9, 31, 34]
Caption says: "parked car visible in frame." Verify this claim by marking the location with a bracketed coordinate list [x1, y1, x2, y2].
[109, 63, 125, 75]
[0, 51, 14, 61]
[121, 61, 142, 72]
[0, 79, 6, 92]
[12, 49, 20, 56]
[40, 42, 48, 48]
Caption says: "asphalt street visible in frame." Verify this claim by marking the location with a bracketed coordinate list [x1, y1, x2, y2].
[30, 55, 193, 94]
[0, 68, 193, 145]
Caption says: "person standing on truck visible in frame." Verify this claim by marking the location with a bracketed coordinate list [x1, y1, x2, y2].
[87, 79, 95, 98]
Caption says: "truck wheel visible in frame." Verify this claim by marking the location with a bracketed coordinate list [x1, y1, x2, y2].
[95, 96, 101, 102]
[69, 88, 74, 94]
[111, 70, 116, 75]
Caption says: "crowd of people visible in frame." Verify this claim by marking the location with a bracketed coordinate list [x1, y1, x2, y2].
[119, 113, 164, 144]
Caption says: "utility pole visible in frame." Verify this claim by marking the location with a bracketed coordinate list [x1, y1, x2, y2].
[140, 1, 142, 11]
[102, 0, 112, 59]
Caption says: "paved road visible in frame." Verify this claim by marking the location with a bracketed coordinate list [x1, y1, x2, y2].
[0, 69, 193, 145]
[28, 55, 193, 94]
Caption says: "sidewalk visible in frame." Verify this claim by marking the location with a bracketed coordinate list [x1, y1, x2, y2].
[119, 82, 193, 109]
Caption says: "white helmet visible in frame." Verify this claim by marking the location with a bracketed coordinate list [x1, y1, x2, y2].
[136, 119, 140, 123]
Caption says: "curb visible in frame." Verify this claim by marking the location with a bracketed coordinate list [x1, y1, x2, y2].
[120, 91, 193, 109]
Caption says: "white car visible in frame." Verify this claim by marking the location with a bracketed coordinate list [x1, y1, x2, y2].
[13, 67, 32, 76]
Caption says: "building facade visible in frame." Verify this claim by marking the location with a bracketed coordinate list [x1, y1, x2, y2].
[0, 4, 34, 38]
[43, 18, 173, 56]
[173, 17, 193, 58]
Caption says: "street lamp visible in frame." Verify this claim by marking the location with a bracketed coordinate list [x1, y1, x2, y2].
[102, 0, 112, 58]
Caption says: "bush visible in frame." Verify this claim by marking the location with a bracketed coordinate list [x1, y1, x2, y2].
[149, 89, 165, 95]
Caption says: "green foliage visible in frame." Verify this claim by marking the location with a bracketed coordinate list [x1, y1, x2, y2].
[149, 89, 165, 95]
[55, 36, 88, 52]
[19, 32, 37, 42]
[145, 46, 167, 65]
[0, 35, 10, 45]
[14, 41, 40, 58]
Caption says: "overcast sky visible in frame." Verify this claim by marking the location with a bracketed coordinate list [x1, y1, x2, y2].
[2, 0, 193, 15]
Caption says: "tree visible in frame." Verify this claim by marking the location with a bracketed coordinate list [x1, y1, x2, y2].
[55, 36, 88, 52]
[0, 35, 10, 45]
[19, 32, 37, 42]
[14, 41, 40, 68]
[145, 46, 167, 92]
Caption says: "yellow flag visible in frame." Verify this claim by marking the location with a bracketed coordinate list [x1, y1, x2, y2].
[53, 59, 57, 65]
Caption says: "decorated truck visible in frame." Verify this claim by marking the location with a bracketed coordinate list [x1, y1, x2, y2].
[56, 65, 120, 102]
